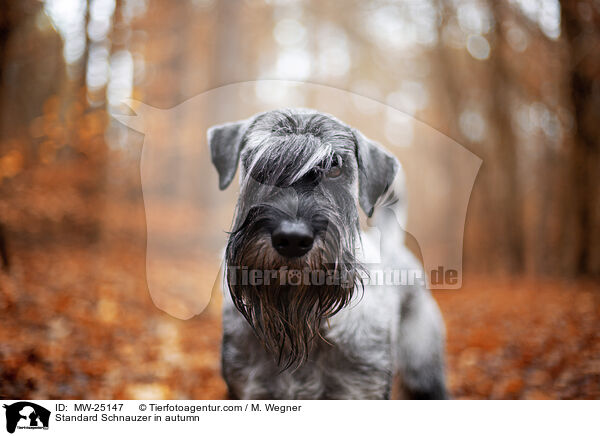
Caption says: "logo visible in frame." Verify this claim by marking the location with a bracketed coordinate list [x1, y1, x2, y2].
[2, 402, 50, 433]
[111, 82, 482, 319]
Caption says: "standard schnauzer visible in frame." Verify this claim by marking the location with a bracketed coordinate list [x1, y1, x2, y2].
[208, 109, 447, 399]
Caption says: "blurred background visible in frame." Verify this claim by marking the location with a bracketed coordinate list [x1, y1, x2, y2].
[0, 0, 599, 399]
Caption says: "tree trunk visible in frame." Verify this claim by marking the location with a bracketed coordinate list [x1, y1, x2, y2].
[561, 0, 600, 276]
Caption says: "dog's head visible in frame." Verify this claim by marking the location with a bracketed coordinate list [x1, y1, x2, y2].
[208, 109, 399, 368]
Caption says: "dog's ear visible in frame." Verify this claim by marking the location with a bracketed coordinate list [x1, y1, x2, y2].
[207, 118, 254, 190]
[354, 129, 400, 217]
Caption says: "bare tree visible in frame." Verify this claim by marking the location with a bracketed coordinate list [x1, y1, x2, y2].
[561, 1, 600, 276]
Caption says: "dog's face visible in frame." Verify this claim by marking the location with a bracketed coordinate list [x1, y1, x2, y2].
[208, 109, 398, 368]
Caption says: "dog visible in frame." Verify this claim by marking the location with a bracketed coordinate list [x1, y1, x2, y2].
[208, 108, 447, 399]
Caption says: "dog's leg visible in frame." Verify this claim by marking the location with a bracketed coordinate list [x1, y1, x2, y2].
[370, 200, 448, 399]
[396, 289, 448, 399]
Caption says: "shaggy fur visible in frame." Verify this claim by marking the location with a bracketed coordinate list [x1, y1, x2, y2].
[209, 109, 448, 399]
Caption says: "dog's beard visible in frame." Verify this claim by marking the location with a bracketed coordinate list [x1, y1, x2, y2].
[226, 216, 362, 370]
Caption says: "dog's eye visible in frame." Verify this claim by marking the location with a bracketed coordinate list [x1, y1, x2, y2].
[325, 156, 342, 179]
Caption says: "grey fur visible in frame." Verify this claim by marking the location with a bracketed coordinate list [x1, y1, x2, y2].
[354, 129, 400, 217]
[209, 109, 447, 400]
[208, 116, 255, 190]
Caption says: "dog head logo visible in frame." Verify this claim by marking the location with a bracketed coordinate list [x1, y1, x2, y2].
[3, 402, 50, 433]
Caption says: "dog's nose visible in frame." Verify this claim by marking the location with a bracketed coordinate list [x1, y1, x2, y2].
[271, 220, 314, 258]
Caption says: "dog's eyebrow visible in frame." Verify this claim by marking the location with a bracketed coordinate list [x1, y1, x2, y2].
[321, 153, 343, 167]
[288, 144, 333, 184]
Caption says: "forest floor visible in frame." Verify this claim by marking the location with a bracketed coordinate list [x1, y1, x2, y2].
[0, 161, 599, 399]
